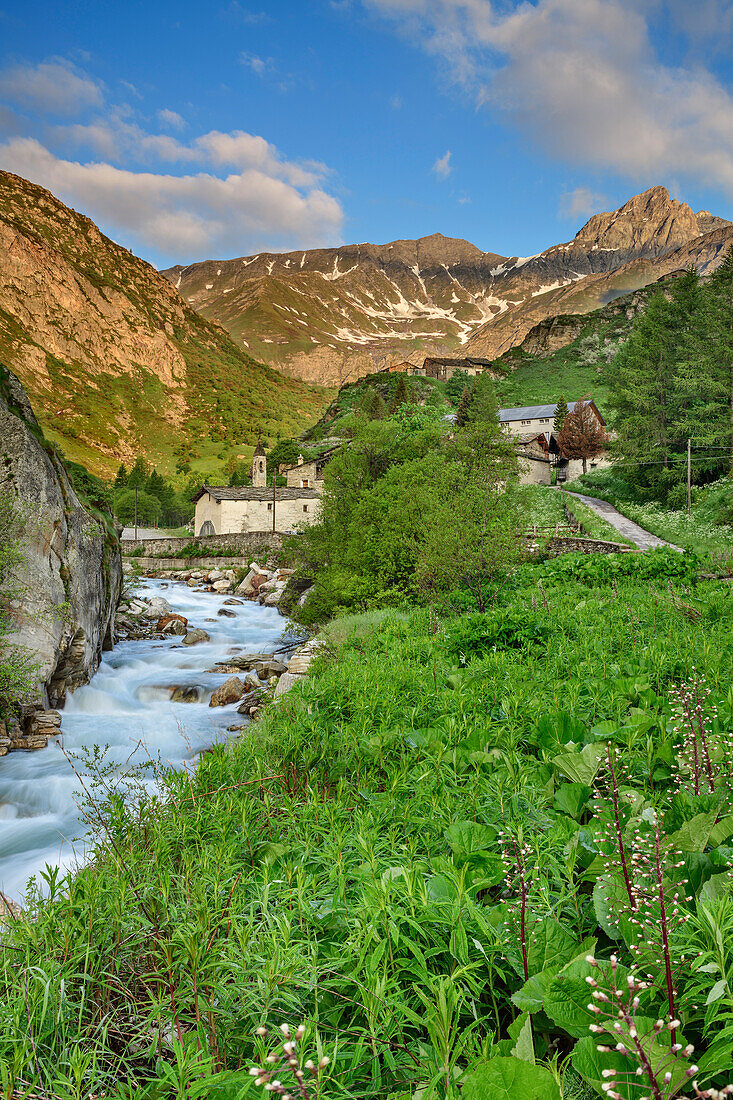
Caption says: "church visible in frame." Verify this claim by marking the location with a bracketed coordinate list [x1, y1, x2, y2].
[192, 443, 322, 536]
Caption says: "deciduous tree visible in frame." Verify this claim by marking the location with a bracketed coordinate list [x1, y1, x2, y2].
[557, 398, 608, 474]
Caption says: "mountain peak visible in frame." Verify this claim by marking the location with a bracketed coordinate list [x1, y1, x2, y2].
[573, 185, 701, 258]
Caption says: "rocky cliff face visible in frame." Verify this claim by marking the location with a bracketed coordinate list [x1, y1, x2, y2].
[0, 171, 327, 476]
[0, 368, 121, 752]
[164, 187, 733, 386]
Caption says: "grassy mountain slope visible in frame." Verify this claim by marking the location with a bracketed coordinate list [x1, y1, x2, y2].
[492, 279, 673, 410]
[0, 171, 330, 478]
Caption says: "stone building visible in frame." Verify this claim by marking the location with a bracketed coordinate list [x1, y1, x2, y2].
[193, 444, 321, 535]
[499, 399, 609, 481]
[281, 448, 337, 491]
[514, 432, 552, 485]
[407, 356, 493, 379]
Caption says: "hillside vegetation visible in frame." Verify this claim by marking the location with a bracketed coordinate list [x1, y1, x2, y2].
[0, 171, 330, 479]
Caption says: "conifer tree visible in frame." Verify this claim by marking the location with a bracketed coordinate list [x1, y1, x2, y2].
[114, 463, 128, 488]
[557, 399, 608, 474]
[389, 375, 413, 414]
[553, 395, 569, 436]
[454, 381, 476, 427]
[680, 253, 733, 471]
[362, 389, 387, 420]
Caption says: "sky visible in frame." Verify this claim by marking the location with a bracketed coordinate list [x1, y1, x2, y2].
[1, 0, 733, 269]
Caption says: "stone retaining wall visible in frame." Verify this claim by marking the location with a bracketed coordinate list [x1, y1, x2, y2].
[125, 555, 254, 570]
[121, 531, 283, 555]
[543, 536, 633, 555]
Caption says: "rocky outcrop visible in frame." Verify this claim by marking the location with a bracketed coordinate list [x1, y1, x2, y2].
[0, 368, 122, 750]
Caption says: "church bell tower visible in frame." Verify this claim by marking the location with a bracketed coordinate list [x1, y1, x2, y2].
[252, 441, 267, 487]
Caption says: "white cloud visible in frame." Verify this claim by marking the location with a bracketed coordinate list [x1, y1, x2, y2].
[57, 116, 328, 188]
[0, 59, 103, 116]
[157, 108, 186, 130]
[432, 149, 452, 178]
[364, 0, 733, 200]
[560, 186, 607, 221]
[0, 137, 344, 263]
[240, 52, 271, 76]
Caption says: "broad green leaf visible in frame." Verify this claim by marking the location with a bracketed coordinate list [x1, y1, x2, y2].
[462, 1056, 560, 1100]
[573, 1024, 687, 1099]
[700, 869, 733, 901]
[511, 968, 559, 1014]
[572, 1036, 637, 1100]
[426, 873, 458, 902]
[445, 820, 497, 859]
[705, 978, 728, 1005]
[526, 919, 582, 976]
[709, 814, 733, 848]
[670, 810, 720, 853]
[512, 1015, 535, 1064]
[554, 783, 591, 819]
[553, 743, 606, 785]
[593, 874, 629, 940]
[544, 957, 626, 1038]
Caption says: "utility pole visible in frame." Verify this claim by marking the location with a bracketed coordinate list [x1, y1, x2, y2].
[272, 470, 276, 534]
[687, 438, 692, 519]
[134, 483, 138, 540]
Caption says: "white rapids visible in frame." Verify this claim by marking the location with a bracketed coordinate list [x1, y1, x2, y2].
[0, 579, 288, 902]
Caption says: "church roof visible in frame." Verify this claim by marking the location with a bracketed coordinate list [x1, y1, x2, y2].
[253, 441, 266, 457]
[193, 484, 321, 503]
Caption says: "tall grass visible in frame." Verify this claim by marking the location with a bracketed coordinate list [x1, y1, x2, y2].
[3, 557, 733, 1096]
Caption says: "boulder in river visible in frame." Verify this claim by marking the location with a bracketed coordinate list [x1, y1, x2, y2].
[182, 629, 210, 646]
[143, 596, 173, 619]
[217, 608, 236, 618]
[162, 619, 187, 636]
[236, 689, 265, 713]
[157, 613, 188, 632]
[209, 676, 245, 707]
[169, 686, 201, 703]
[254, 659, 288, 677]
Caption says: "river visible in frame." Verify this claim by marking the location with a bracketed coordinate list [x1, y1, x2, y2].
[0, 579, 287, 903]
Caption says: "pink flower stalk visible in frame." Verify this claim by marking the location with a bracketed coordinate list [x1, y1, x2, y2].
[249, 1024, 330, 1099]
[586, 955, 699, 1100]
[670, 675, 716, 796]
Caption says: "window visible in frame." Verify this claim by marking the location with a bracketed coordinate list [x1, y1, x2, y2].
[303, 505, 308, 513]
[540, 418, 549, 423]
[301, 478, 309, 488]
[521, 419, 531, 425]
[267, 503, 272, 511]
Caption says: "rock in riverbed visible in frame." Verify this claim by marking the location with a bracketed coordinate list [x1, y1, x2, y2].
[209, 676, 246, 707]
[182, 629, 210, 646]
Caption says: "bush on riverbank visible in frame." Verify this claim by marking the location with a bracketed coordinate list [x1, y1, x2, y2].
[3, 553, 733, 1096]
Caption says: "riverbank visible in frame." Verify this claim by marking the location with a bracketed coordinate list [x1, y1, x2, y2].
[0, 578, 295, 902]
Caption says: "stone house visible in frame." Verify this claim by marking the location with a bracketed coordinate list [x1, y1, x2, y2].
[193, 443, 321, 535]
[499, 399, 609, 481]
[408, 356, 493, 379]
[281, 448, 336, 491]
[514, 432, 552, 486]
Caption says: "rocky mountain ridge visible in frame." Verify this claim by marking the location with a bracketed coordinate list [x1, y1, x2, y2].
[164, 186, 733, 386]
[0, 171, 328, 475]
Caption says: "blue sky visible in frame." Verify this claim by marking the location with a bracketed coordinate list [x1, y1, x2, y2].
[1, 0, 733, 267]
